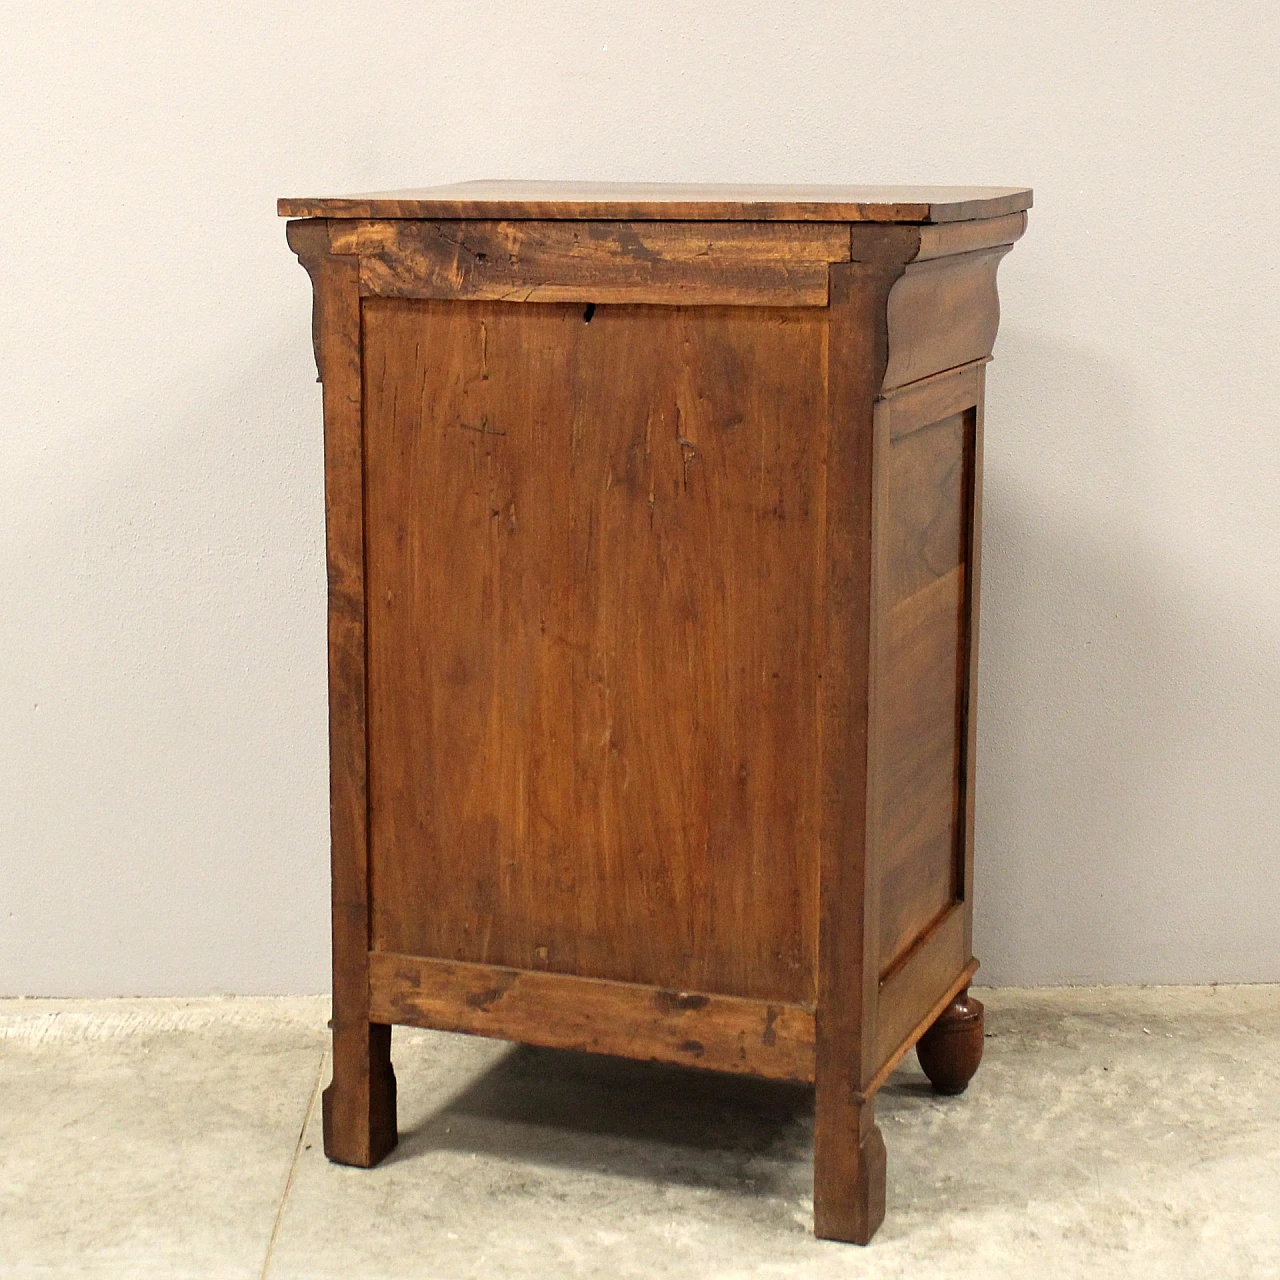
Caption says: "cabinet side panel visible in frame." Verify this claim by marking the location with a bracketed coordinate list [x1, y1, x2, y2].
[362, 298, 824, 1003]
[876, 409, 975, 974]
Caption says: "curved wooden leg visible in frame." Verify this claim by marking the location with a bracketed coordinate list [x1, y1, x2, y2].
[916, 989, 984, 1095]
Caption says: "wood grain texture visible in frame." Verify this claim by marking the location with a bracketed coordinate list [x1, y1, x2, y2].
[876, 568, 968, 969]
[915, 988, 985, 1095]
[334, 219, 850, 306]
[876, 410, 974, 972]
[813, 241, 917, 1245]
[362, 298, 827, 1004]
[288, 221, 397, 1167]
[881, 247, 1010, 391]
[874, 902, 969, 1067]
[279, 180, 1032, 223]
[881, 360, 988, 436]
[813, 239, 996, 1241]
[858, 958, 979, 1101]
[369, 952, 816, 1082]
[283, 194, 1028, 1244]
[869, 360, 986, 1001]
[861, 359, 989, 1089]
[915, 211, 1026, 261]
[284, 219, 329, 383]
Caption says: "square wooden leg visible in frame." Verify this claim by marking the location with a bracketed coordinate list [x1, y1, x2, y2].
[322, 1020, 398, 1167]
[813, 1089, 886, 1244]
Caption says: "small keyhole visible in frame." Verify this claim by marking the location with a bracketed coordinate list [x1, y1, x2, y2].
[583, 303, 596, 323]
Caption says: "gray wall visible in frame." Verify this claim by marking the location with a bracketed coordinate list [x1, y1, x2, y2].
[3, 3, 1277, 995]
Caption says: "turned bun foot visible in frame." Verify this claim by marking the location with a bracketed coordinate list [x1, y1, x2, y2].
[916, 989, 984, 1095]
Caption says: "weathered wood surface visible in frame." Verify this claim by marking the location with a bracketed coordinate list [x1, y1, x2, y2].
[859, 960, 980, 1101]
[334, 219, 850, 306]
[287, 220, 397, 1168]
[369, 952, 816, 1081]
[875, 406, 974, 972]
[363, 297, 827, 1005]
[280, 179, 1032, 223]
[813, 247, 912, 1245]
[282, 187, 1028, 1243]
[916, 987, 986, 1095]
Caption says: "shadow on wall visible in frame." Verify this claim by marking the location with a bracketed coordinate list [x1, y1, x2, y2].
[974, 327, 1280, 985]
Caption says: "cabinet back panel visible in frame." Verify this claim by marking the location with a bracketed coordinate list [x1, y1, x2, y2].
[362, 298, 825, 1003]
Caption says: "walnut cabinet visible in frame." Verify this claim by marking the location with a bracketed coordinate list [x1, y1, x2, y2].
[280, 181, 1030, 1243]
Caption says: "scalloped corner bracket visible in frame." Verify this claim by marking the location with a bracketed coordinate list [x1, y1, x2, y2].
[285, 218, 335, 383]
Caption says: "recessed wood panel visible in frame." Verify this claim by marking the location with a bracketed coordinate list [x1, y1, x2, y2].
[877, 410, 975, 974]
[362, 297, 825, 1003]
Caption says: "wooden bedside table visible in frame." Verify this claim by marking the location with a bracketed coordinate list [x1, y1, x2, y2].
[280, 181, 1029, 1244]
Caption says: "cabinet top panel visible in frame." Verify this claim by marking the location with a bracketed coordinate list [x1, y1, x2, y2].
[278, 180, 1032, 224]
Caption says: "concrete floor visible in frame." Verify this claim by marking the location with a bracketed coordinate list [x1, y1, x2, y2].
[1, 988, 1277, 1278]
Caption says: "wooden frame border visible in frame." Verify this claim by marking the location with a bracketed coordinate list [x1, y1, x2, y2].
[331, 219, 852, 307]
[369, 953, 816, 1082]
[874, 359, 988, 971]
[287, 218, 397, 1167]
[365, 948, 980, 1099]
